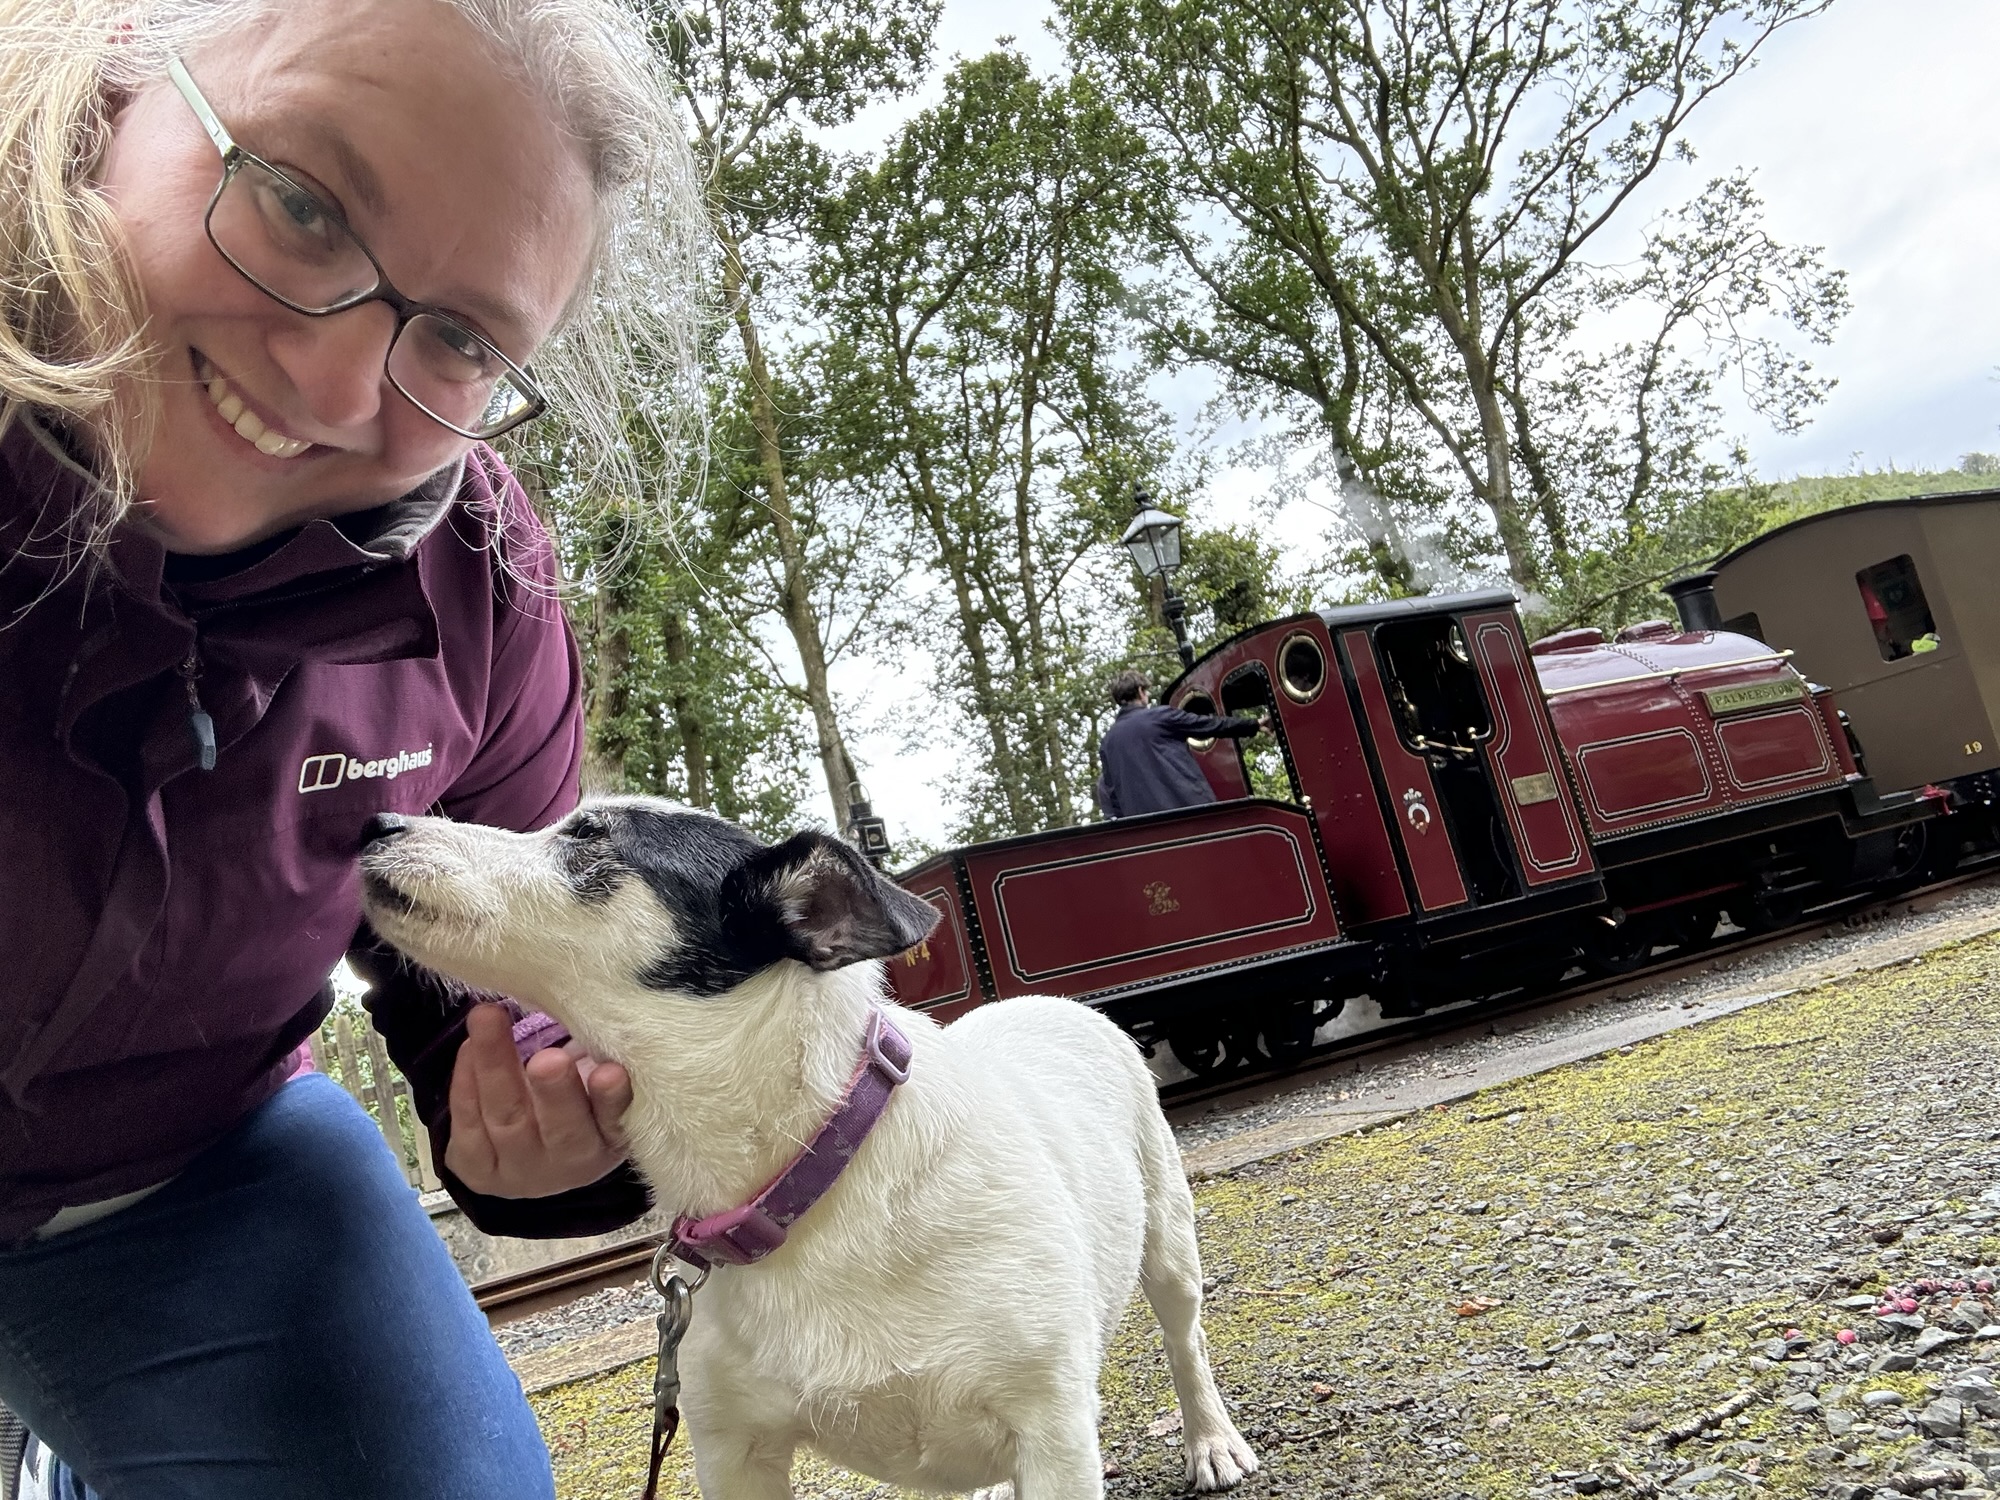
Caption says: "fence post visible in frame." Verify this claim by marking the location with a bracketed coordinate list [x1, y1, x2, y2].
[333, 1015, 364, 1106]
[402, 1077, 441, 1192]
[361, 1025, 407, 1180]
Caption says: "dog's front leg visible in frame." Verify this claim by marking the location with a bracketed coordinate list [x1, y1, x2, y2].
[687, 1426, 796, 1500]
[1009, 1397, 1104, 1500]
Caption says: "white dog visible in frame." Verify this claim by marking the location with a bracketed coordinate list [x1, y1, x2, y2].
[359, 797, 1257, 1499]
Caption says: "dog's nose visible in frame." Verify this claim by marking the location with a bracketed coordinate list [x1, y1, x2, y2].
[361, 812, 410, 847]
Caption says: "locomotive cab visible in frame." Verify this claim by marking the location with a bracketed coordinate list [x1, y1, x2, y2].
[1375, 615, 1516, 904]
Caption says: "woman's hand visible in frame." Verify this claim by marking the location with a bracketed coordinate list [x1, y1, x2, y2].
[443, 1003, 632, 1198]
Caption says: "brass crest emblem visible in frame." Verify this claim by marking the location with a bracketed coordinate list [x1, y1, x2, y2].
[1144, 881, 1180, 916]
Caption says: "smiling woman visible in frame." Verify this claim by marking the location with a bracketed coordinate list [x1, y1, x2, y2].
[0, 0, 707, 551]
[0, 2, 710, 1498]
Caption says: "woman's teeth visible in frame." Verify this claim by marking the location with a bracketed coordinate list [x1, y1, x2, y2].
[201, 367, 310, 459]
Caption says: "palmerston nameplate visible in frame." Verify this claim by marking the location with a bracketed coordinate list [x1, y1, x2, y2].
[1701, 678, 1805, 716]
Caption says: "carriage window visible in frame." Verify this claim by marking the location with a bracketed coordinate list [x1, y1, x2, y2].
[1856, 555, 1940, 661]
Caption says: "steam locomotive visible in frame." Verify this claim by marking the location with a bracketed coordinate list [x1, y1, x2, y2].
[884, 489, 2000, 1075]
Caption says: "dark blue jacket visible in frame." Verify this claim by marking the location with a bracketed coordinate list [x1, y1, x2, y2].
[1096, 702, 1261, 818]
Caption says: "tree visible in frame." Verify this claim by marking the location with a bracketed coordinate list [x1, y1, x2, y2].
[811, 54, 1173, 840]
[508, 399, 818, 839]
[1060, 0, 1843, 602]
[649, 0, 942, 825]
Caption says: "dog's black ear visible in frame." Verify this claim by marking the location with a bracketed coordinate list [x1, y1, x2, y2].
[723, 831, 939, 972]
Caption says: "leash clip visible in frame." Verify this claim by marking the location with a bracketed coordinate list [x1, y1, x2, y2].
[640, 1244, 707, 1500]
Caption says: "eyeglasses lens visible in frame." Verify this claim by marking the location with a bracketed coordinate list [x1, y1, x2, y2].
[211, 158, 535, 439]
[211, 157, 376, 311]
[388, 314, 536, 438]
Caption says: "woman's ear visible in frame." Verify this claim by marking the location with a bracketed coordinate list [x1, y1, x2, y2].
[722, 832, 939, 972]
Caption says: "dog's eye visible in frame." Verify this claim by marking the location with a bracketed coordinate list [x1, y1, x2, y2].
[566, 812, 610, 842]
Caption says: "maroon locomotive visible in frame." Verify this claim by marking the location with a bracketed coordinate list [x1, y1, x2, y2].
[886, 580, 1940, 1075]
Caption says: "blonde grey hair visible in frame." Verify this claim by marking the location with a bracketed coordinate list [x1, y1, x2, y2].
[0, 0, 710, 554]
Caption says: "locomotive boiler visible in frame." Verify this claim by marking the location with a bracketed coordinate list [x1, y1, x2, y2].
[887, 579, 1943, 1076]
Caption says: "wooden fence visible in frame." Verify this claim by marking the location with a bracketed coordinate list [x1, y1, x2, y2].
[307, 1012, 442, 1194]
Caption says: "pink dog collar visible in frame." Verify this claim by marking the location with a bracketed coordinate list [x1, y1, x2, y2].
[669, 1008, 912, 1270]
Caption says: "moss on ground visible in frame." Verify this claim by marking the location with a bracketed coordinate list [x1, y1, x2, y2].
[532, 934, 2000, 1499]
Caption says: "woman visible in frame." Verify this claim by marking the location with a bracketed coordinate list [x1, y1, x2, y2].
[0, 0, 704, 1494]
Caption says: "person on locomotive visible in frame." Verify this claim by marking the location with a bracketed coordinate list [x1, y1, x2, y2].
[1096, 669, 1270, 818]
[0, 1, 702, 1495]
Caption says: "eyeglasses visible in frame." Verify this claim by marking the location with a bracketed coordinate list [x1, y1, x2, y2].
[165, 56, 546, 441]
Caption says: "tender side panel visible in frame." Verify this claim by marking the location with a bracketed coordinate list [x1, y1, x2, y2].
[961, 803, 1342, 1001]
[1272, 618, 1409, 925]
[1341, 630, 1470, 912]
[1463, 611, 1595, 885]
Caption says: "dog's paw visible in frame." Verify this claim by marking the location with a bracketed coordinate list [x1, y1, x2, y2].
[968, 1485, 1014, 1500]
[1185, 1427, 1259, 1492]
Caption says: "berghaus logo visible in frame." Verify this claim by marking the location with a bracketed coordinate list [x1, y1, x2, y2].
[298, 745, 434, 794]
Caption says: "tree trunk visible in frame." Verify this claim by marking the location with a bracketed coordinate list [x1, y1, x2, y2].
[661, 608, 711, 806]
[582, 577, 631, 793]
[716, 218, 860, 826]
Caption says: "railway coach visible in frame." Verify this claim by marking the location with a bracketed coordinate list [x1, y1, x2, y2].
[885, 587, 1939, 1075]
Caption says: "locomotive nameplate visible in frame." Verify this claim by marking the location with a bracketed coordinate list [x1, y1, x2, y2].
[1509, 771, 1559, 805]
[1701, 678, 1804, 716]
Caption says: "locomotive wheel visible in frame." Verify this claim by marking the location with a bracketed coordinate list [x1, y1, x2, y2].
[1256, 1002, 1323, 1066]
[1660, 902, 1720, 953]
[1166, 1021, 1246, 1077]
[1583, 919, 1655, 976]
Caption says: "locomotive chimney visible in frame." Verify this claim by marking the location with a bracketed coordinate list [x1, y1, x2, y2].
[1663, 571, 1723, 634]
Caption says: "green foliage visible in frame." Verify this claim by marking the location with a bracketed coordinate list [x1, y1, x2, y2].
[1058, 0, 1844, 606]
[809, 52, 1176, 842]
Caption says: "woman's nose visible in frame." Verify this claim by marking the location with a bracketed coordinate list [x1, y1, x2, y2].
[267, 302, 398, 432]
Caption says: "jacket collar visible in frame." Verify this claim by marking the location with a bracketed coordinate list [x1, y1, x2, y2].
[0, 412, 459, 617]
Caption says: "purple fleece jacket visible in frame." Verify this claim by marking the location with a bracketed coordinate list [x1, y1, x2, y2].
[0, 416, 648, 1243]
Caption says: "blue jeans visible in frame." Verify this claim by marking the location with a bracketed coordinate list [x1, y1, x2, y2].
[0, 1073, 555, 1499]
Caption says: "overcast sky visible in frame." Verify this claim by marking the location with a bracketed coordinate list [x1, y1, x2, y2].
[830, 0, 2000, 847]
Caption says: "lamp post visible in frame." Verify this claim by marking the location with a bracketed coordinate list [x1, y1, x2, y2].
[1121, 486, 1194, 670]
[845, 780, 893, 871]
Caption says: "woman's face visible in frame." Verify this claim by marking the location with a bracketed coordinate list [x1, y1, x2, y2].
[94, 1, 597, 554]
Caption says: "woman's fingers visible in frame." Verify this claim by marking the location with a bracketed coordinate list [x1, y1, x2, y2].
[443, 1008, 508, 1187]
[521, 1045, 607, 1164]
[463, 1003, 536, 1137]
[581, 1058, 632, 1148]
[446, 1004, 625, 1196]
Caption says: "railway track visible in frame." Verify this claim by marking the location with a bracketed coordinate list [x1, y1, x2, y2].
[475, 862, 2000, 1325]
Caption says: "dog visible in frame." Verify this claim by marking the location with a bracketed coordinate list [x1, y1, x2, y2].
[359, 797, 1258, 1499]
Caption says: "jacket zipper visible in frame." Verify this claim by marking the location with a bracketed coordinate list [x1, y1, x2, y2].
[178, 641, 217, 772]
[168, 563, 382, 775]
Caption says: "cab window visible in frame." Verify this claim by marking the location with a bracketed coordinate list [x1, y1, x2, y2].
[1856, 555, 1940, 661]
